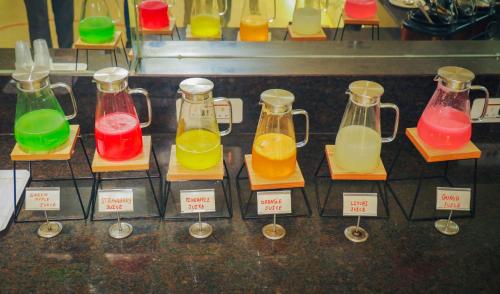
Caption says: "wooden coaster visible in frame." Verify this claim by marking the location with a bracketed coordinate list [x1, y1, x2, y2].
[244, 154, 305, 191]
[74, 31, 123, 50]
[185, 25, 222, 40]
[92, 136, 151, 173]
[237, 31, 272, 42]
[406, 128, 481, 163]
[11, 125, 80, 161]
[325, 145, 387, 181]
[287, 26, 327, 41]
[342, 11, 380, 26]
[139, 17, 176, 35]
[166, 145, 224, 181]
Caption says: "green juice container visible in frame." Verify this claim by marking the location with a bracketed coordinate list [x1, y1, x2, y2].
[79, 0, 115, 44]
[12, 71, 78, 153]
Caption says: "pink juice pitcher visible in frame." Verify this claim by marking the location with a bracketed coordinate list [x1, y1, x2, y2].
[417, 66, 491, 150]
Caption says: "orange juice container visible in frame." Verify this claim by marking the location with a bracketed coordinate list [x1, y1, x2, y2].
[252, 89, 309, 179]
[239, 0, 276, 41]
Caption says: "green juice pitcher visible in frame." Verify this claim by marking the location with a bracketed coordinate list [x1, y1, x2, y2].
[79, 0, 117, 43]
[13, 71, 78, 153]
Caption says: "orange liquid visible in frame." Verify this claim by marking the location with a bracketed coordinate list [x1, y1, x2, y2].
[252, 133, 296, 179]
[240, 15, 269, 41]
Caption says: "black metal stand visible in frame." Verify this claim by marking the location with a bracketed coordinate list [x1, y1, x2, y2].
[89, 145, 162, 221]
[386, 139, 478, 221]
[333, 13, 380, 41]
[74, 36, 130, 70]
[163, 160, 232, 220]
[314, 153, 390, 218]
[12, 137, 94, 223]
[236, 162, 312, 220]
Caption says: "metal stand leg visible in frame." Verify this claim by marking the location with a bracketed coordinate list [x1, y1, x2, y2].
[74, 49, 79, 71]
[472, 158, 478, 217]
[146, 170, 162, 217]
[67, 160, 86, 219]
[301, 187, 312, 216]
[377, 25, 380, 40]
[333, 14, 343, 40]
[120, 36, 130, 68]
[371, 25, 374, 40]
[113, 49, 118, 67]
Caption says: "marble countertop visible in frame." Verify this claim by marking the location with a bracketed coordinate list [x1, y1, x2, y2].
[1, 132, 500, 293]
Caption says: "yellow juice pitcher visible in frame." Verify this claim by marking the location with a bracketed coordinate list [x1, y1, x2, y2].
[334, 81, 400, 173]
[176, 78, 232, 170]
[252, 89, 309, 179]
[190, 0, 228, 38]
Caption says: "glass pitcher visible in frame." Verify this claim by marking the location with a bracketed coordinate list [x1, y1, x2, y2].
[417, 66, 491, 150]
[139, 0, 171, 30]
[13, 71, 77, 153]
[79, 0, 116, 43]
[190, 0, 228, 38]
[291, 0, 328, 35]
[176, 78, 233, 170]
[334, 81, 399, 173]
[239, 0, 276, 41]
[344, 0, 377, 19]
[93, 67, 152, 161]
[252, 89, 309, 179]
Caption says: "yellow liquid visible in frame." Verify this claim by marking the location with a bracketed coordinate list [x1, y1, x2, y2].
[334, 125, 381, 173]
[176, 129, 222, 170]
[191, 14, 221, 38]
[240, 15, 269, 41]
[252, 133, 296, 179]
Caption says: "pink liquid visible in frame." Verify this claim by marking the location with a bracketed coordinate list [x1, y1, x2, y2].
[95, 112, 143, 161]
[345, 0, 377, 19]
[417, 106, 471, 150]
[140, 0, 169, 29]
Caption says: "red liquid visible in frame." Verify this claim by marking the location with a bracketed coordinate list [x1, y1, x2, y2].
[95, 112, 143, 161]
[345, 0, 377, 19]
[140, 0, 169, 29]
[417, 106, 471, 150]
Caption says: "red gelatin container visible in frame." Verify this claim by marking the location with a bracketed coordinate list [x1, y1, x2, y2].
[344, 0, 377, 19]
[139, 0, 169, 29]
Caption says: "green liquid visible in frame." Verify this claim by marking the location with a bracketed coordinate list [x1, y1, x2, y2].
[79, 16, 115, 44]
[14, 109, 70, 153]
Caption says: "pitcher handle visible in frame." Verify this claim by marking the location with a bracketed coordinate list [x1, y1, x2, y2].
[380, 103, 400, 143]
[321, 0, 330, 12]
[292, 109, 309, 148]
[128, 88, 152, 128]
[214, 97, 233, 136]
[470, 85, 490, 122]
[50, 82, 77, 120]
[269, 0, 277, 22]
[219, 0, 228, 16]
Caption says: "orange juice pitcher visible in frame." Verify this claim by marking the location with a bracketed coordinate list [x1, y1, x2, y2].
[252, 89, 309, 179]
[240, 0, 276, 42]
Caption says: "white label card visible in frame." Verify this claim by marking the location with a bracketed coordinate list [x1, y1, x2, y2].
[257, 190, 292, 215]
[25, 187, 60, 211]
[343, 193, 378, 217]
[436, 187, 471, 211]
[180, 189, 216, 213]
[98, 189, 134, 212]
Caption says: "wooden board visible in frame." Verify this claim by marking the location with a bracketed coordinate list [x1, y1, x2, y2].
[92, 136, 151, 173]
[237, 31, 272, 42]
[11, 125, 80, 161]
[244, 154, 305, 191]
[74, 31, 123, 50]
[342, 11, 380, 26]
[185, 25, 222, 40]
[287, 26, 327, 41]
[325, 145, 387, 181]
[406, 128, 481, 163]
[139, 18, 176, 35]
[166, 145, 224, 181]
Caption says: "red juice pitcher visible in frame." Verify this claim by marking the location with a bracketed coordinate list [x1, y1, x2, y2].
[93, 67, 152, 161]
[344, 0, 377, 19]
[417, 66, 491, 150]
[139, 0, 170, 29]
